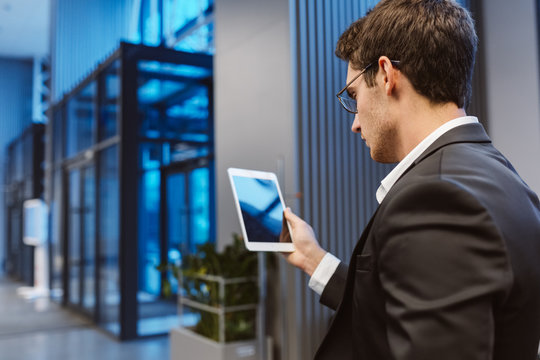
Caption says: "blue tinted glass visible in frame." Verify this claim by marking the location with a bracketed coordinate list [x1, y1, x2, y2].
[98, 145, 120, 335]
[53, 108, 63, 164]
[190, 168, 210, 249]
[99, 61, 119, 141]
[170, 144, 209, 163]
[141, 0, 162, 46]
[68, 170, 81, 306]
[66, 82, 96, 157]
[163, 86, 209, 140]
[14, 141, 23, 182]
[138, 61, 211, 141]
[51, 170, 63, 296]
[139, 142, 162, 170]
[174, 22, 214, 54]
[163, 0, 210, 33]
[139, 61, 211, 79]
[138, 79, 186, 105]
[167, 172, 186, 294]
[138, 169, 161, 296]
[233, 176, 283, 242]
[163, 0, 213, 54]
[83, 166, 96, 314]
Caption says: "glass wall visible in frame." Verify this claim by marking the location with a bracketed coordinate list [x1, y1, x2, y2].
[49, 56, 121, 334]
[4, 124, 45, 284]
[94, 61, 121, 334]
[136, 55, 214, 337]
[98, 145, 120, 335]
[66, 161, 96, 316]
[48, 44, 213, 339]
[67, 169, 81, 306]
[99, 61, 119, 141]
[138, 0, 214, 54]
[66, 82, 96, 158]
[82, 166, 96, 314]
[50, 169, 63, 296]
[138, 150, 161, 297]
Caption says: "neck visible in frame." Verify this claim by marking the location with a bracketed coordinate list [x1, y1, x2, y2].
[395, 100, 467, 161]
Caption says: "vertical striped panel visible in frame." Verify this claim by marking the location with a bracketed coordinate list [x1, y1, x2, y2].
[0, 58, 33, 275]
[51, 0, 137, 102]
[291, 0, 393, 358]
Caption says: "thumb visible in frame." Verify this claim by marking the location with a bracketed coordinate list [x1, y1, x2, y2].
[283, 207, 301, 227]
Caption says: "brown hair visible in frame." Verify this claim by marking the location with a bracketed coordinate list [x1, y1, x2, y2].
[336, 0, 477, 108]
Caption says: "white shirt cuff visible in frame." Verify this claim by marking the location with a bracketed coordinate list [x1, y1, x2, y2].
[308, 252, 341, 295]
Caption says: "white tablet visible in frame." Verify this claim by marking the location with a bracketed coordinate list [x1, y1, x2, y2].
[228, 168, 294, 252]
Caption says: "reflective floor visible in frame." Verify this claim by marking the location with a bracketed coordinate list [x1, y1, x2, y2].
[0, 277, 169, 360]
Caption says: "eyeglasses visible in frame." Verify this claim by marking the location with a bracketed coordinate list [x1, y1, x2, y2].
[336, 60, 400, 114]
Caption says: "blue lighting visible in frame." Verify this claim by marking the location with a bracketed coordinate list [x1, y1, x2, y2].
[139, 61, 211, 79]
[138, 79, 186, 105]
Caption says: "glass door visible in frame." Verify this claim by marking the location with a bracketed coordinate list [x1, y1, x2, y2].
[165, 171, 187, 293]
[67, 164, 96, 318]
[67, 169, 81, 307]
[165, 165, 211, 294]
[136, 160, 212, 336]
[82, 167, 96, 314]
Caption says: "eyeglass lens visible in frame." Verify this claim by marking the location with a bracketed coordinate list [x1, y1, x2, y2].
[339, 91, 357, 113]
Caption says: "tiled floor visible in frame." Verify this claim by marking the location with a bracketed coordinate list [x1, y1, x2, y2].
[0, 278, 169, 360]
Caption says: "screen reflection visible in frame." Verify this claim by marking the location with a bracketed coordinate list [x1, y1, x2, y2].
[233, 176, 283, 242]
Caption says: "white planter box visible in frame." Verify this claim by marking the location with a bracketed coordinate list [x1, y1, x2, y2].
[170, 327, 259, 360]
[179, 274, 258, 343]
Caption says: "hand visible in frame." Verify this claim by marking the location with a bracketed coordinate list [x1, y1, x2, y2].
[281, 207, 327, 276]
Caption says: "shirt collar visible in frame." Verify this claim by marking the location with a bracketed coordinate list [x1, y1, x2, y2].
[375, 116, 479, 204]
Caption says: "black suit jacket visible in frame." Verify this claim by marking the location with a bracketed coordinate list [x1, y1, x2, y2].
[314, 123, 540, 360]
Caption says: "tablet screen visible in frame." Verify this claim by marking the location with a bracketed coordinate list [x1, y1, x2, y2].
[232, 175, 284, 243]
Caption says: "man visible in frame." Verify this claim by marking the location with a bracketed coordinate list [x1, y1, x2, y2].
[282, 0, 540, 359]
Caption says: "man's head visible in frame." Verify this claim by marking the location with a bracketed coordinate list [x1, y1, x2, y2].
[336, 0, 478, 109]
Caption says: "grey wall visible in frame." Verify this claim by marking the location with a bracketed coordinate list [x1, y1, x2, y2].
[214, 0, 298, 358]
[482, 0, 540, 194]
[214, 0, 297, 249]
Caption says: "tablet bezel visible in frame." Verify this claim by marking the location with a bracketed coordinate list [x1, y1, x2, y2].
[228, 168, 294, 252]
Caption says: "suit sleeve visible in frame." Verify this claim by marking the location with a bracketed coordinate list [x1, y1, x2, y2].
[320, 262, 349, 310]
[376, 179, 512, 360]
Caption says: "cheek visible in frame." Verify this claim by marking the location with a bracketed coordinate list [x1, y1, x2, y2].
[355, 98, 369, 120]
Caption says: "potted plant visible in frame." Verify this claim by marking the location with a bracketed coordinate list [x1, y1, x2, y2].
[160, 234, 260, 360]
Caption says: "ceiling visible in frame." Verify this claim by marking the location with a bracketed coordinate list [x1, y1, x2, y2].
[0, 0, 50, 59]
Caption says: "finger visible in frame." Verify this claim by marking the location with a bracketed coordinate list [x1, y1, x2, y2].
[283, 207, 302, 227]
[279, 214, 291, 243]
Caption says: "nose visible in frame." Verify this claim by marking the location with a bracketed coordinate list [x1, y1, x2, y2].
[351, 113, 361, 133]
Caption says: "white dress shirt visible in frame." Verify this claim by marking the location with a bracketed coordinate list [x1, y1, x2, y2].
[308, 116, 480, 295]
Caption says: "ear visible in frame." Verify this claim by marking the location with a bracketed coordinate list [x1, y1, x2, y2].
[378, 56, 398, 96]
